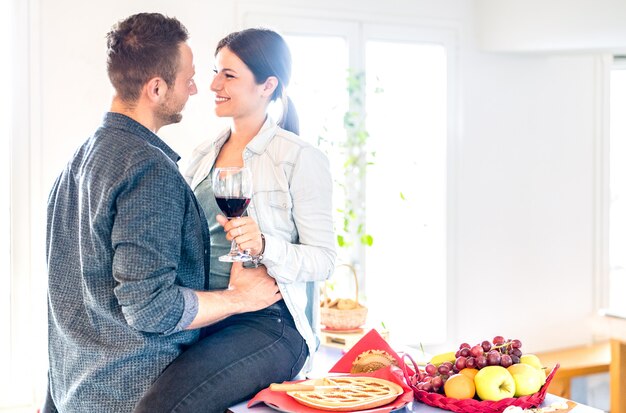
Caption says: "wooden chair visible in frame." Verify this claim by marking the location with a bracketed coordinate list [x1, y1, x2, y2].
[535, 339, 626, 413]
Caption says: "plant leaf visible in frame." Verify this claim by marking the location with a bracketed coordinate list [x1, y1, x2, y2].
[360, 234, 373, 246]
[337, 235, 345, 247]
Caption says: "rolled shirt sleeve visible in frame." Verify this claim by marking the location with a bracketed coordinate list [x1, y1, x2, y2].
[176, 287, 200, 331]
[111, 157, 203, 334]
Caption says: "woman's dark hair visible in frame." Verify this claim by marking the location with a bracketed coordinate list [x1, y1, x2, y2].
[216, 28, 299, 135]
[106, 13, 189, 102]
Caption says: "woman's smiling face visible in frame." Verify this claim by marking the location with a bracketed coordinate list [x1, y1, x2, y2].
[210, 46, 269, 121]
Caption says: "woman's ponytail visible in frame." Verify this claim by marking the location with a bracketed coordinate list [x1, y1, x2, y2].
[280, 95, 299, 135]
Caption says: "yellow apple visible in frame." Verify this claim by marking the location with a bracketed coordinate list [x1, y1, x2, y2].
[520, 354, 547, 385]
[474, 366, 516, 401]
[507, 363, 543, 396]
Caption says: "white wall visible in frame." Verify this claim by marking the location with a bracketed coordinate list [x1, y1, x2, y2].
[23, 0, 622, 407]
[459, 0, 619, 351]
[457, 49, 602, 351]
[476, 0, 626, 53]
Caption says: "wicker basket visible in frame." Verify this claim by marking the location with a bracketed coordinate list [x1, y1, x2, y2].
[402, 353, 560, 413]
[320, 264, 368, 330]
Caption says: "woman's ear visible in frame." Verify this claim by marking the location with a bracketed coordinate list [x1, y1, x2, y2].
[261, 76, 279, 97]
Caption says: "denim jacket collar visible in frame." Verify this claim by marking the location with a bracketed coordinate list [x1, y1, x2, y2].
[245, 116, 278, 155]
[187, 117, 278, 190]
[213, 116, 277, 156]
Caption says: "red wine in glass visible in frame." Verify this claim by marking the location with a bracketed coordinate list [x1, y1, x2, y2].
[215, 197, 251, 218]
[212, 167, 253, 262]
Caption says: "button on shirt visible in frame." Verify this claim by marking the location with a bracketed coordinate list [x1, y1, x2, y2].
[46, 112, 210, 412]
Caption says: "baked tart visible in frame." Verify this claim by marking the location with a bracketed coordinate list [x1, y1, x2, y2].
[284, 376, 403, 411]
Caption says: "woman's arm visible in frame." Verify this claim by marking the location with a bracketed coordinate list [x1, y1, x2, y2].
[262, 146, 336, 283]
[218, 146, 336, 284]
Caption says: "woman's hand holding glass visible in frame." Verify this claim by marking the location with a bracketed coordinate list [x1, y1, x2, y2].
[216, 214, 264, 258]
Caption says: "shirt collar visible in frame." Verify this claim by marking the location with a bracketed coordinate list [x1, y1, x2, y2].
[212, 117, 279, 156]
[245, 116, 279, 155]
[103, 112, 181, 163]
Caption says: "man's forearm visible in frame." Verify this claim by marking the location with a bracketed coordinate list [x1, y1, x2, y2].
[185, 263, 282, 330]
[185, 289, 246, 330]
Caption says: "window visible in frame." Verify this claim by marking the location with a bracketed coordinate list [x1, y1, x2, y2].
[608, 57, 626, 316]
[364, 40, 448, 345]
[283, 34, 351, 269]
[242, 12, 455, 346]
[0, 0, 12, 404]
[0, 0, 44, 409]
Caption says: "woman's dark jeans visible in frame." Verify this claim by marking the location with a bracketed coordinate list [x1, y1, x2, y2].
[133, 300, 308, 413]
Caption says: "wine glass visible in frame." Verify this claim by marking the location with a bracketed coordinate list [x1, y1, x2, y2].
[212, 166, 253, 262]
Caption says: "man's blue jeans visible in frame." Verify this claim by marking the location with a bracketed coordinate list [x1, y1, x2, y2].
[133, 300, 308, 413]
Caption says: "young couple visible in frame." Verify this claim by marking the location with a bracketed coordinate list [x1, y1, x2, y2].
[44, 12, 335, 413]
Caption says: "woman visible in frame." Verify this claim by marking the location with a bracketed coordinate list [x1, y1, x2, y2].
[135, 28, 336, 412]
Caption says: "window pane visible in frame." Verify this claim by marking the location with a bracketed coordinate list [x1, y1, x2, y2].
[365, 41, 447, 345]
[609, 65, 626, 315]
[284, 34, 351, 264]
[0, 0, 13, 406]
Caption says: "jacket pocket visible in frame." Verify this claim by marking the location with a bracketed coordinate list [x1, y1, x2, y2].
[258, 190, 293, 233]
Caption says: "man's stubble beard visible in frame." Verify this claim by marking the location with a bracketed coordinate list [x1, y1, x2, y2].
[156, 92, 185, 126]
[156, 104, 183, 126]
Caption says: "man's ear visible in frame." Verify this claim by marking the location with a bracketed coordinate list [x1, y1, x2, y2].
[261, 76, 278, 97]
[145, 77, 168, 102]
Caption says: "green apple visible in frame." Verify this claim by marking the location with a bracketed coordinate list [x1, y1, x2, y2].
[474, 366, 516, 401]
[520, 354, 547, 385]
[507, 363, 543, 396]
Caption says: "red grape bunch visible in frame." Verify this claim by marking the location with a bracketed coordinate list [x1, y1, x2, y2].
[453, 336, 523, 372]
[411, 360, 454, 393]
[413, 336, 524, 394]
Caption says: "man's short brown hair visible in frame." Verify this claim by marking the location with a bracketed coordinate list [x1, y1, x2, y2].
[106, 13, 189, 102]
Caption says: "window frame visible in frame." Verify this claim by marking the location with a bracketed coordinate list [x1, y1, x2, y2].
[596, 55, 626, 317]
[1, 0, 47, 410]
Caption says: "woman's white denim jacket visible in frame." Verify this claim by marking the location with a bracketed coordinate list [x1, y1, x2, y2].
[184, 118, 336, 373]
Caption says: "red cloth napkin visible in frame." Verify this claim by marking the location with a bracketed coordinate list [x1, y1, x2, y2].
[248, 366, 414, 413]
[329, 329, 415, 376]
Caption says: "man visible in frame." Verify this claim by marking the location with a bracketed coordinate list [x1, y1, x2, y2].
[44, 13, 281, 412]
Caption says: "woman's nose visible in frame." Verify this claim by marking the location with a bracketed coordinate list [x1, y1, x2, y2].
[210, 75, 222, 91]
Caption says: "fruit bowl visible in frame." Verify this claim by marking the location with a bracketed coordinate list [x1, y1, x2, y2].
[404, 362, 560, 413]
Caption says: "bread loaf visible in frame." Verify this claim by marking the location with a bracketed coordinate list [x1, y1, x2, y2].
[350, 350, 398, 374]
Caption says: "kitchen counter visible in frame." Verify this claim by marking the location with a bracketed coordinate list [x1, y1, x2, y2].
[228, 345, 604, 413]
[228, 393, 603, 413]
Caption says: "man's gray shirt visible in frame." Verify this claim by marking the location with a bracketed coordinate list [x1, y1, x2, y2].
[46, 112, 210, 412]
